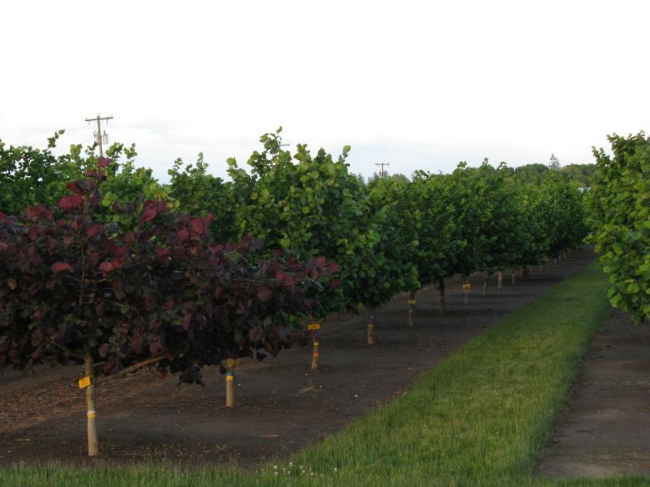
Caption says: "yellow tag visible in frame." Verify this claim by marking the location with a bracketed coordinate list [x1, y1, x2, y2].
[78, 376, 91, 389]
[226, 375, 234, 381]
[408, 300, 416, 305]
[226, 359, 239, 367]
[462, 283, 471, 292]
[313, 341, 320, 346]
[368, 323, 374, 328]
[308, 323, 321, 331]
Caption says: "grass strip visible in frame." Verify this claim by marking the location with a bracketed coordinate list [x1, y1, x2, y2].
[3, 260, 649, 486]
[282, 259, 647, 486]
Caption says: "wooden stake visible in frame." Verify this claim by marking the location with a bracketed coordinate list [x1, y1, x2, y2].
[497, 271, 503, 290]
[311, 333, 320, 370]
[308, 322, 321, 369]
[84, 348, 99, 457]
[225, 359, 237, 407]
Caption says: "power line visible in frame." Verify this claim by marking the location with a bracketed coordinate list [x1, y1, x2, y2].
[375, 162, 390, 178]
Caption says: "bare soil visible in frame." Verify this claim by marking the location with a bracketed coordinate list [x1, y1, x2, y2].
[3, 247, 645, 477]
[535, 308, 650, 479]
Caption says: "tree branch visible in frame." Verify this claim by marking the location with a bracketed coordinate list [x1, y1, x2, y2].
[94, 354, 166, 385]
[47, 338, 84, 360]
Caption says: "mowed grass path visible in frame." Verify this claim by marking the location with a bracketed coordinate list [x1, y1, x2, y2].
[3, 260, 649, 486]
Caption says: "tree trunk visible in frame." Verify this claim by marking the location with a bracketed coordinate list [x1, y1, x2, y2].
[408, 291, 416, 327]
[84, 348, 99, 457]
[438, 279, 446, 314]
[483, 274, 489, 295]
[311, 333, 320, 370]
[367, 312, 375, 345]
[462, 279, 470, 305]
[511, 270, 516, 285]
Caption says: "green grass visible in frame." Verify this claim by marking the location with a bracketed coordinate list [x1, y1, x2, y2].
[3, 260, 649, 486]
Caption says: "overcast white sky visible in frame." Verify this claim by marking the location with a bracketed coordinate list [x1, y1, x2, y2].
[1, 0, 648, 181]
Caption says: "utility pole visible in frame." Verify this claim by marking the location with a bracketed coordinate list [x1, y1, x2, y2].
[278, 135, 290, 149]
[375, 162, 390, 179]
[85, 114, 113, 157]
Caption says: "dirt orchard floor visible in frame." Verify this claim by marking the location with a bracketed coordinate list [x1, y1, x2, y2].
[535, 308, 650, 479]
[2, 246, 638, 473]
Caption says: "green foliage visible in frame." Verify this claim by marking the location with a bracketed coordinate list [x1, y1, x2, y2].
[456, 162, 530, 274]
[539, 173, 588, 258]
[0, 129, 591, 317]
[0, 131, 75, 214]
[559, 163, 597, 188]
[227, 130, 403, 311]
[0, 133, 173, 234]
[513, 163, 550, 183]
[168, 155, 236, 243]
[0, 162, 338, 376]
[510, 180, 552, 268]
[409, 170, 464, 286]
[366, 176, 421, 293]
[587, 132, 650, 323]
[446, 162, 501, 276]
[509, 170, 588, 267]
